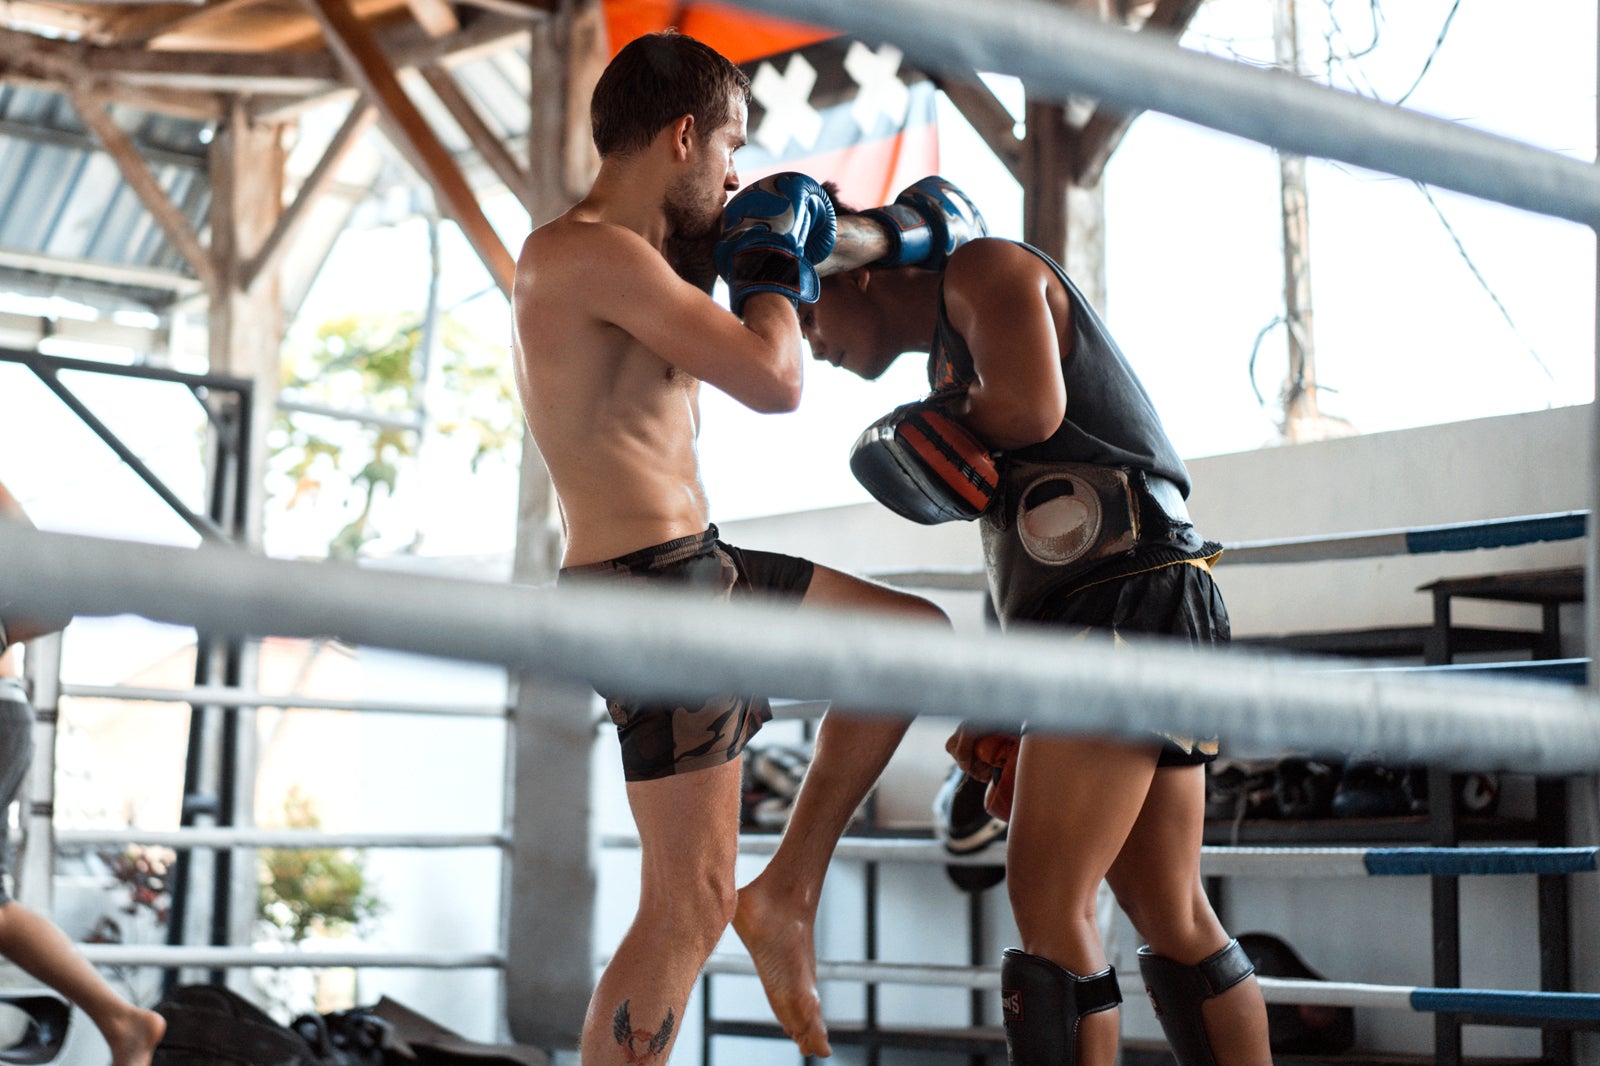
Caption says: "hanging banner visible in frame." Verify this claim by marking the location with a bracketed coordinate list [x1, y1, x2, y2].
[602, 1, 941, 208]
[736, 36, 940, 209]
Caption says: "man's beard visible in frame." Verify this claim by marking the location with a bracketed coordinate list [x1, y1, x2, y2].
[664, 176, 721, 240]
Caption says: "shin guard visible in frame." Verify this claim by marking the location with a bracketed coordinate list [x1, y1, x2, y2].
[1137, 939, 1256, 1066]
[1000, 949, 1121, 1066]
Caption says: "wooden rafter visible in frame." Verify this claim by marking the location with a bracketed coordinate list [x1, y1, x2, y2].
[249, 11, 528, 121]
[91, 0, 262, 48]
[65, 83, 219, 293]
[1071, 0, 1205, 185]
[242, 100, 378, 291]
[89, 41, 336, 95]
[301, 0, 515, 297]
[419, 62, 531, 210]
[934, 75, 1022, 183]
[405, 0, 460, 36]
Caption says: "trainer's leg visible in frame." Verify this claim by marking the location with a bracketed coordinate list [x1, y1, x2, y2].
[734, 565, 942, 1057]
[1106, 765, 1272, 1066]
[0, 901, 166, 1066]
[581, 758, 743, 1065]
[1004, 732, 1161, 1066]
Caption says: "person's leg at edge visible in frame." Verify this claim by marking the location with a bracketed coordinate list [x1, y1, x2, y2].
[0, 901, 166, 1065]
[733, 565, 941, 1057]
[580, 758, 744, 1065]
[1106, 764, 1273, 1066]
[1005, 732, 1162, 1066]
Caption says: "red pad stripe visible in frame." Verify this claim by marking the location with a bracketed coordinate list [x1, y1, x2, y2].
[901, 416, 996, 512]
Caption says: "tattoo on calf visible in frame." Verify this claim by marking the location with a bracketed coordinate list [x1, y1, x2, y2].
[612, 999, 675, 1063]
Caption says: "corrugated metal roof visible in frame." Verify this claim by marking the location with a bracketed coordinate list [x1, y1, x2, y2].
[0, 82, 212, 310]
[0, 43, 531, 317]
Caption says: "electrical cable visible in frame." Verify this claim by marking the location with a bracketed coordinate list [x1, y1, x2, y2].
[1393, 0, 1462, 107]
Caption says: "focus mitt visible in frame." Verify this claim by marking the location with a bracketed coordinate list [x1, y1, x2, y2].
[714, 172, 837, 315]
[850, 396, 998, 524]
[861, 176, 988, 270]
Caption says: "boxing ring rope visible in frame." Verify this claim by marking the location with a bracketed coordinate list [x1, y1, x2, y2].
[723, 0, 1600, 227]
[57, 828, 509, 850]
[606, 831, 1600, 880]
[75, 946, 503, 970]
[697, 954, 1600, 1024]
[876, 511, 1591, 591]
[58, 682, 512, 718]
[3, 523, 1599, 775]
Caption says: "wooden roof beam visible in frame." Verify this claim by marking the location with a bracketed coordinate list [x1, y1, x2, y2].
[65, 83, 219, 293]
[406, 0, 461, 37]
[92, 0, 261, 49]
[242, 100, 379, 292]
[1070, 0, 1205, 186]
[933, 74, 1022, 183]
[248, 10, 530, 122]
[301, 0, 515, 297]
[419, 61, 533, 211]
[2, 12, 527, 108]
[0, 25, 337, 94]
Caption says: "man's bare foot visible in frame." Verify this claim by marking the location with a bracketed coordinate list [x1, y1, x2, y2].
[733, 880, 831, 1057]
[104, 1006, 166, 1066]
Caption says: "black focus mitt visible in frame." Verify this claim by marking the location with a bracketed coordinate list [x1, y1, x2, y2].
[849, 397, 998, 524]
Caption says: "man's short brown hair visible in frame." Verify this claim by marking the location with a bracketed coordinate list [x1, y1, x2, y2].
[591, 31, 751, 158]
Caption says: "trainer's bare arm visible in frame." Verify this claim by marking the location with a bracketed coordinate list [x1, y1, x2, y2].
[816, 215, 893, 277]
[546, 221, 804, 412]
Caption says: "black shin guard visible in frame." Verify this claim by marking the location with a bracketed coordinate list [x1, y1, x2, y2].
[1137, 939, 1256, 1066]
[1000, 949, 1122, 1066]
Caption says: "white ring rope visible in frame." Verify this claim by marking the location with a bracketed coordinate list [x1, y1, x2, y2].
[724, 0, 1600, 226]
[56, 828, 509, 849]
[59, 682, 511, 717]
[2, 525, 1596, 773]
[701, 956, 1595, 1018]
[611, 833, 1598, 878]
[76, 945, 503, 970]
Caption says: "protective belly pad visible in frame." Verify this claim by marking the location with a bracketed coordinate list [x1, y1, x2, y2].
[983, 460, 1139, 621]
[850, 401, 999, 524]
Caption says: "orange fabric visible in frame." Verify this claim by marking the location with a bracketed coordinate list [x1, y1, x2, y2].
[602, 0, 836, 63]
[736, 123, 941, 220]
[972, 734, 1020, 822]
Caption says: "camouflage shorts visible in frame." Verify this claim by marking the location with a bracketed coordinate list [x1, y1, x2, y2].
[558, 526, 815, 781]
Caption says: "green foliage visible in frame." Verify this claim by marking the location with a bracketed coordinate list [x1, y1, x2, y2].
[257, 789, 383, 943]
[270, 311, 519, 558]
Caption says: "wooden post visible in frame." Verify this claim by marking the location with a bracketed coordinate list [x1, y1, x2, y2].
[205, 96, 285, 982]
[504, 2, 593, 1049]
[303, 0, 516, 297]
[208, 95, 285, 538]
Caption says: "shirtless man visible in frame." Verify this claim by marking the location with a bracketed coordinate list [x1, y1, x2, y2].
[511, 32, 946, 1062]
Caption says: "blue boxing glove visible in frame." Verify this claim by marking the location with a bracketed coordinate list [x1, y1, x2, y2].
[714, 172, 837, 316]
[862, 176, 988, 270]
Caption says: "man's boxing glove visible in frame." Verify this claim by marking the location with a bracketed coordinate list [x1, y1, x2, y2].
[861, 176, 988, 271]
[714, 172, 837, 315]
[850, 394, 999, 524]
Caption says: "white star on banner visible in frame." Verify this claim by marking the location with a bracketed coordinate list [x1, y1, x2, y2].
[844, 41, 910, 134]
[751, 53, 823, 155]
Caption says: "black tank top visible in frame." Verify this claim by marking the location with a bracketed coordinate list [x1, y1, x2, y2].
[927, 241, 1191, 495]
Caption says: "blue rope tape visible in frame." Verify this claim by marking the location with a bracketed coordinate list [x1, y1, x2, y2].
[1410, 987, 1600, 1022]
[1403, 512, 1587, 555]
[1364, 847, 1600, 878]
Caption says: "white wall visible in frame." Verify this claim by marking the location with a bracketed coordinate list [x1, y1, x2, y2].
[699, 403, 1597, 1065]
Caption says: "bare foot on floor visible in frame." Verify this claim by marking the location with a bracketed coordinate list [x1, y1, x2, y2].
[734, 881, 831, 1058]
[105, 1006, 166, 1066]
